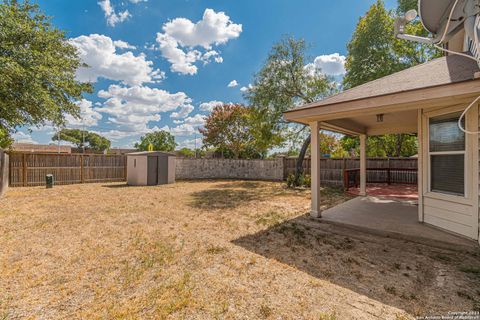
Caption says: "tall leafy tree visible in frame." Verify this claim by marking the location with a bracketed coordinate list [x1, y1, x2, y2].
[340, 134, 417, 157]
[342, 0, 441, 156]
[200, 104, 258, 159]
[0, 0, 92, 147]
[52, 129, 111, 151]
[343, 0, 440, 88]
[135, 131, 177, 152]
[246, 37, 335, 184]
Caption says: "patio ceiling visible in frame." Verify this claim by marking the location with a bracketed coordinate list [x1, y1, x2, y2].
[320, 109, 418, 136]
[284, 54, 480, 136]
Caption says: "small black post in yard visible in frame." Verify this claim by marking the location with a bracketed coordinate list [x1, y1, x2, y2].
[46, 174, 54, 188]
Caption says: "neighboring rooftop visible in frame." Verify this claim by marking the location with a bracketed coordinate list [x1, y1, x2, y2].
[286, 53, 480, 113]
[12, 143, 72, 153]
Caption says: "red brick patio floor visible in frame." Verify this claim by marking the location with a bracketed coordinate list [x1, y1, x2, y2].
[347, 184, 418, 200]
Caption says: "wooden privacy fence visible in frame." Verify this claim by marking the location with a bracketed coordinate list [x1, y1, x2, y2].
[343, 168, 418, 190]
[9, 152, 126, 187]
[7, 152, 417, 188]
[283, 157, 418, 187]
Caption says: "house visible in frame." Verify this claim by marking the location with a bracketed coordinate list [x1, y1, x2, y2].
[284, 35, 480, 245]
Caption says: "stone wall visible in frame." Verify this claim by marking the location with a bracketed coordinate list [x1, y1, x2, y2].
[175, 158, 284, 181]
[0, 150, 8, 197]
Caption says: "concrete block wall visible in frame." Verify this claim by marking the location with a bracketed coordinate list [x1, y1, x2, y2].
[0, 150, 8, 197]
[175, 158, 284, 181]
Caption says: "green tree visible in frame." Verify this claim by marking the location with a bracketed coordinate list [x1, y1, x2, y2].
[135, 131, 176, 152]
[0, 128, 13, 149]
[340, 134, 417, 157]
[246, 37, 335, 184]
[0, 1, 92, 147]
[199, 104, 258, 159]
[343, 0, 440, 88]
[177, 147, 196, 158]
[52, 129, 111, 151]
[342, 0, 440, 156]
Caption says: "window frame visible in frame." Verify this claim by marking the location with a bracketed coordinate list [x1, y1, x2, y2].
[425, 107, 470, 200]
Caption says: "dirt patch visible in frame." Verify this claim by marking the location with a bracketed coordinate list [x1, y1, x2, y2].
[0, 181, 478, 319]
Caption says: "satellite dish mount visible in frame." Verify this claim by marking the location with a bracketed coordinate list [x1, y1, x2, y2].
[395, 0, 480, 60]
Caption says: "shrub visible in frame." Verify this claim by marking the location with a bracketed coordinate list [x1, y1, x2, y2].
[286, 173, 311, 188]
[286, 173, 295, 188]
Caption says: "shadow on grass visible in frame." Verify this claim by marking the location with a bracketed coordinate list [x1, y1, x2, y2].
[102, 183, 131, 188]
[214, 181, 263, 189]
[189, 188, 262, 210]
[188, 180, 297, 210]
[232, 215, 480, 316]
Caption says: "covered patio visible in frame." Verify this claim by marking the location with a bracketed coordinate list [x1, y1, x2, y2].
[284, 54, 480, 245]
[322, 196, 476, 249]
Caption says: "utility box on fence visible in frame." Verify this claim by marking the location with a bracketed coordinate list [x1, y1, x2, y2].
[127, 151, 176, 186]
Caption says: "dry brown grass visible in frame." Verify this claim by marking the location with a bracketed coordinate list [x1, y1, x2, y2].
[0, 180, 479, 319]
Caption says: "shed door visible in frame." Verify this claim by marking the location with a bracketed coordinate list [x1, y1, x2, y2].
[158, 156, 168, 184]
[421, 105, 478, 240]
[147, 156, 158, 185]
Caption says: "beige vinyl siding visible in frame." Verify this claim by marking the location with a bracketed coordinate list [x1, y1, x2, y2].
[421, 104, 479, 240]
[424, 197, 475, 236]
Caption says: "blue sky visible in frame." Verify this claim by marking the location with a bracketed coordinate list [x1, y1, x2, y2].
[15, 0, 397, 149]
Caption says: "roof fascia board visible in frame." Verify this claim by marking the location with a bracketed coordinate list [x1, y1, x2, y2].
[284, 80, 480, 123]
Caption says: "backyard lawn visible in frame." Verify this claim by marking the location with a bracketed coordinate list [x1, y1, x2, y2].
[0, 181, 479, 319]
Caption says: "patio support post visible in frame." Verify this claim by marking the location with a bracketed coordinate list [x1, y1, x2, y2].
[310, 121, 321, 218]
[359, 134, 367, 196]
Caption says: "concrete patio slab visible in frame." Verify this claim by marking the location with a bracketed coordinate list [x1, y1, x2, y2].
[321, 196, 478, 251]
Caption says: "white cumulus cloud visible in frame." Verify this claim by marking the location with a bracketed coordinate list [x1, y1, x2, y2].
[12, 131, 37, 144]
[113, 40, 136, 50]
[98, 0, 130, 27]
[240, 84, 252, 93]
[97, 84, 192, 133]
[65, 99, 103, 128]
[184, 114, 206, 127]
[161, 124, 196, 136]
[170, 104, 194, 119]
[178, 137, 203, 149]
[199, 100, 223, 112]
[227, 80, 238, 87]
[156, 9, 242, 75]
[306, 53, 346, 76]
[71, 34, 164, 86]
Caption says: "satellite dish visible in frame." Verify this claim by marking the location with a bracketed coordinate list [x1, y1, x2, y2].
[394, 0, 480, 136]
[395, 0, 480, 65]
[419, 0, 468, 41]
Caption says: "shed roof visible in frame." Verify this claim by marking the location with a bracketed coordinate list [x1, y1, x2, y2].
[286, 54, 480, 113]
[127, 151, 176, 156]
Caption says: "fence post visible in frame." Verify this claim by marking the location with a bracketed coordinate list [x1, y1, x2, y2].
[0, 151, 8, 197]
[124, 156, 127, 181]
[22, 153, 27, 187]
[387, 158, 391, 185]
[80, 155, 84, 183]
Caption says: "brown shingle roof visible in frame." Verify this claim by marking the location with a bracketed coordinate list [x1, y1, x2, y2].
[287, 54, 480, 112]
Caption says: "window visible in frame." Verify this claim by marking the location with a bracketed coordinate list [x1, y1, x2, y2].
[428, 112, 465, 196]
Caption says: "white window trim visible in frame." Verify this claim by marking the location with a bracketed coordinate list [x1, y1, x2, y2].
[425, 109, 470, 201]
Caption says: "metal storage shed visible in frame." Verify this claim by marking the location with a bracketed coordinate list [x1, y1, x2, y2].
[127, 151, 176, 186]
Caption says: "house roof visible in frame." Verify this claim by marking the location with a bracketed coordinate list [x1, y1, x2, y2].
[285, 54, 480, 113]
[127, 151, 176, 156]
